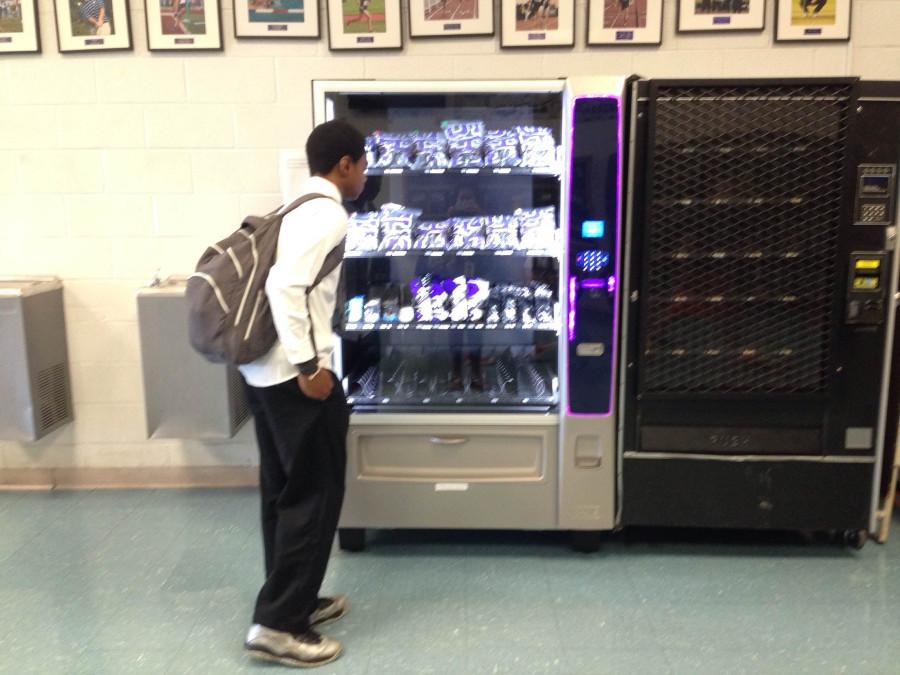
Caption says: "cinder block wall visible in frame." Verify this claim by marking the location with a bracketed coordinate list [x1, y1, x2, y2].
[0, 0, 897, 478]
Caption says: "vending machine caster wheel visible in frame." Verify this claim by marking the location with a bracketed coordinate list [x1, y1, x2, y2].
[571, 530, 602, 553]
[843, 529, 868, 550]
[339, 528, 366, 552]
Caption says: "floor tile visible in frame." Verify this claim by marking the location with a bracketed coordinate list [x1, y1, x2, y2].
[0, 489, 897, 675]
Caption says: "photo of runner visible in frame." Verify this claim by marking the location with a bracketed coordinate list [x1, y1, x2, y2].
[249, 0, 304, 23]
[0, 0, 23, 32]
[693, 0, 748, 14]
[603, 0, 645, 28]
[343, 0, 385, 32]
[791, 0, 835, 26]
[515, 0, 557, 30]
[70, 0, 113, 36]
[160, 0, 206, 34]
[423, 0, 477, 21]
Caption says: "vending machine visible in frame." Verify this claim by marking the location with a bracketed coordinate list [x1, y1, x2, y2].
[312, 78, 626, 551]
[619, 78, 899, 546]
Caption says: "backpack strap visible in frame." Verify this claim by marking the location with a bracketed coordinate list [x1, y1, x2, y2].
[304, 237, 347, 366]
[280, 192, 333, 218]
[309, 238, 346, 292]
[275, 193, 343, 370]
[245, 192, 335, 231]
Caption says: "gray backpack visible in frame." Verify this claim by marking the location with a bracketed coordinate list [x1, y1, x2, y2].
[187, 193, 344, 365]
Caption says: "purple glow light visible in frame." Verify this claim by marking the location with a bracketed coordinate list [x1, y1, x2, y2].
[607, 275, 617, 294]
[581, 279, 607, 289]
[568, 276, 577, 341]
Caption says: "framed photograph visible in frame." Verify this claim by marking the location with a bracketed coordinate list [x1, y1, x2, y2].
[54, 0, 132, 51]
[587, 0, 663, 45]
[234, 0, 319, 38]
[145, 0, 222, 50]
[408, 0, 493, 37]
[775, 0, 850, 41]
[677, 0, 764, 32]
[0, 0, 40, 53]
[327, 0, 402, 50]
[500, 0, 575, 47]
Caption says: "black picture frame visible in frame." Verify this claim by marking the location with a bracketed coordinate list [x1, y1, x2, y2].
[407, 0, 494, 38]
[0, 0, 41, 54]
[499, 0, 576, 49]
[587, 0, 664, 46]
[54, 0, 134, 53]
[775, 0, 851, 42]
[233, 0, 321, 39]
[326, 0, 403, 51]
[145, 0, 224, 51]
[676, 0, 765, 33]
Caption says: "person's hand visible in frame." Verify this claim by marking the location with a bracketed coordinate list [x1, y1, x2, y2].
[297, 369, 334, 401]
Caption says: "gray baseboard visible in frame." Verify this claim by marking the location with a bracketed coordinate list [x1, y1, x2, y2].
[0, 466, 259, 490]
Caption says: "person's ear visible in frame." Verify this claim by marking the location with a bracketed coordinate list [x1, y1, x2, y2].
[338, 155, 353, 176]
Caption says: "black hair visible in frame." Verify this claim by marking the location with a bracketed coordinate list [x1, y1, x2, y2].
[306, 119, 366, 176]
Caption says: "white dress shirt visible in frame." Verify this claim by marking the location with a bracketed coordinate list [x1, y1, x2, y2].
[239, 176, 347, 388]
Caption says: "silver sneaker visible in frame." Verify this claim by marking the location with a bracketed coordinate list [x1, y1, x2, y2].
[310, 595, 349, 627]
[244, 624, 343, 668]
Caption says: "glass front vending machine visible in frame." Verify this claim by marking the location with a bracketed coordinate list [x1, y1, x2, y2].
[312, 79, 626, 551]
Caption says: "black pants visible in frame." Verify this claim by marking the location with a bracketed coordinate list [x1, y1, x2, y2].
[244, 374, 349, 635]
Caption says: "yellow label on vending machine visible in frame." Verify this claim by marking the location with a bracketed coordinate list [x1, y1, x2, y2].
[853, 276, 879, 290]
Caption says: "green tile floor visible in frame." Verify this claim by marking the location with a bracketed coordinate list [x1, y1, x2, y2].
[1, 488, 898, 674]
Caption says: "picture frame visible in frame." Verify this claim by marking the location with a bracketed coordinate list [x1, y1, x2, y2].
[587, 0, 663, 46]
[500, 0, 575, 48]
[775, 0, 850, 42]
[145, 0, 222, 50]
[408, 0, 493, 38]
[234, 0, 319, 39]
[676, 0, 764, 32]
[0, 0, 41, 54]
[54, 0, 132, 52]
[327, 0, 402, 49]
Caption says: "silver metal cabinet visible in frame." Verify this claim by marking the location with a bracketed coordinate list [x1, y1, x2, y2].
[137, 277, 249, 439]
[0, 277, 74, 441]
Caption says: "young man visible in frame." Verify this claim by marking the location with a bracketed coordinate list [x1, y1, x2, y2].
[239, 120, 368, 668]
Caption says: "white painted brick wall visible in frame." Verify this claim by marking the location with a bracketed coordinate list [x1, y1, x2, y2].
[144, 104, 235, 149]
[0, 154, 17, 193]
[105, 150, 193, 193]
[5, 61, 98, 105]
[19, 150, 105, 193]
[0, 0, 896, 471]
[185, 58, 277, 103]
[1, 107, 60, 149]
[58, 105, 147, 149]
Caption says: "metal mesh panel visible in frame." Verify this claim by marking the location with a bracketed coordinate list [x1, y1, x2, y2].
[228, 368, 251, 430]
[641, 84, 851, 394]
[37, 363, 70, 433]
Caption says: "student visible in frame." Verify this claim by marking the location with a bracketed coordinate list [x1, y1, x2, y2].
[240, 120, 367, 668]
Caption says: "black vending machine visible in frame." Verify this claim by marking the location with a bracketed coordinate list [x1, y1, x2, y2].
[620, 78, 899, 545]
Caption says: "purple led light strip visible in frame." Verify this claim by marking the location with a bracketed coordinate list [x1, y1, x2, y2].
[581, 279, 607, 289]
[568, 276, 577, 341]
[565, 92, 624, 418]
